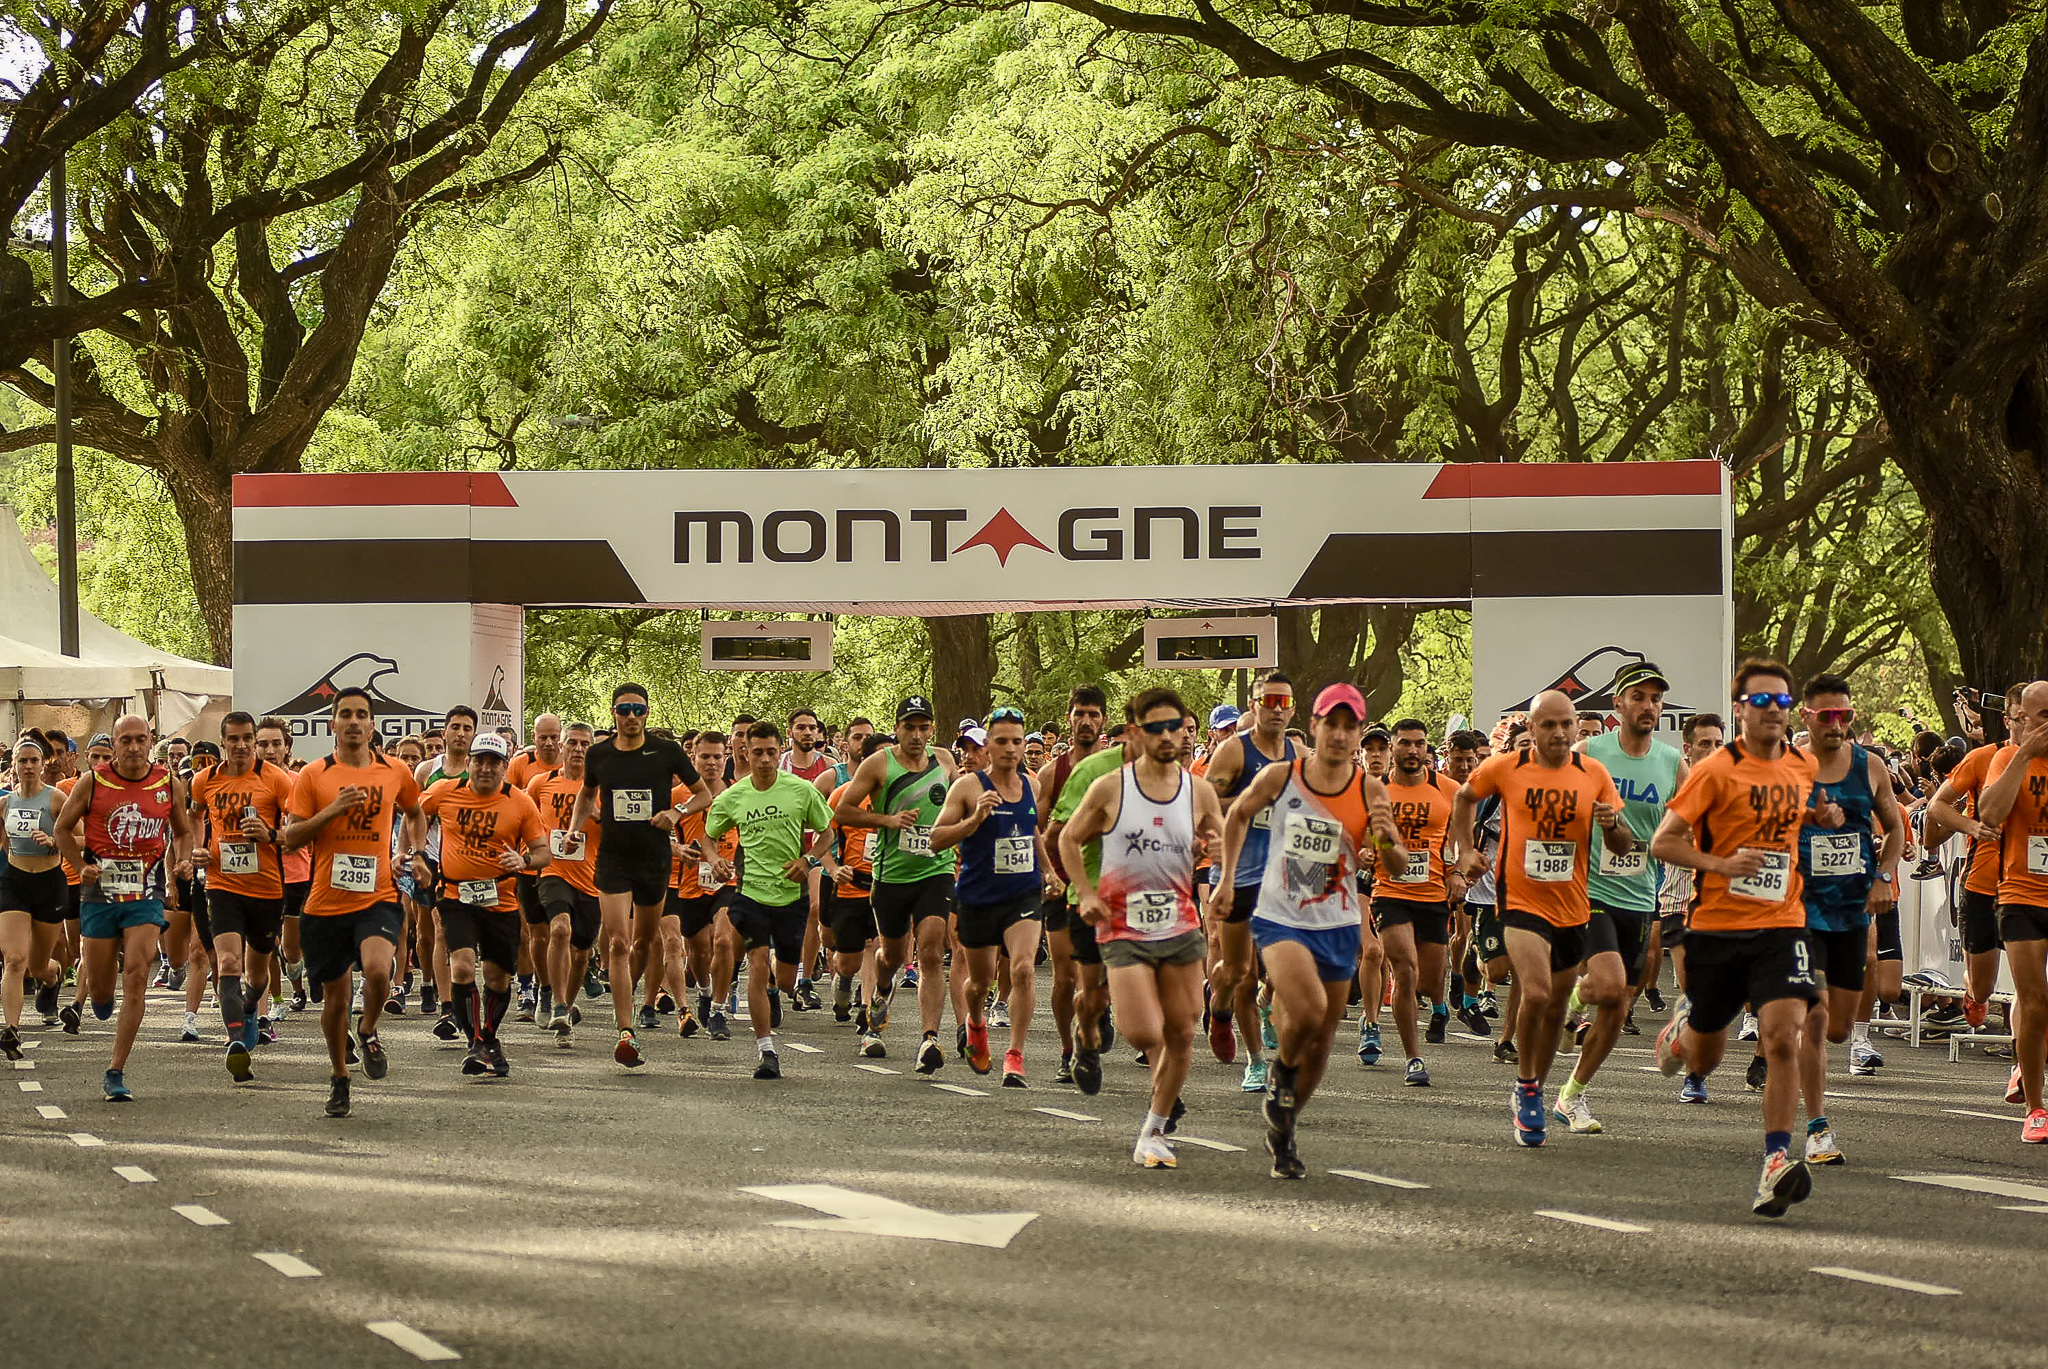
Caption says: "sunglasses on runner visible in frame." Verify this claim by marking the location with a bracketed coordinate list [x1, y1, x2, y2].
[1803, 707, 1856, 726]
[613, 703, 648, 717]
[1137, 717, 1182, 735]
[1740, 692, 1795, 710]
[986, 707, 1026, 726]
[1258, 693, 1293, 710]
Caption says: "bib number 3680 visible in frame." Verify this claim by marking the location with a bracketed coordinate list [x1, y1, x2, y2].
[1282, 813, 1339, 864]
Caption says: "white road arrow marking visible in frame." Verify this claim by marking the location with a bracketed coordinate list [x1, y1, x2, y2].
[1893, 1173, 2048, 1204]
[742, 1184, 1037, 1249]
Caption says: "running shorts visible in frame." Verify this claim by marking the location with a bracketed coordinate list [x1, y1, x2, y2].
[1373, 897, 1450, 946]
[537, 875, 601, 950]
[1500, 911, 1590, 974]
[208, 889, 284, 957]
[300, 901, 404, 986]
[595, 835, 670, 906]
[1099, 929, 1205, 970]
[1805, 925, 1868, 993]
[1470, 903, 1505, 963]
[827, 890, 878, 954]
[1250, 917, 1361, 983]
[79, 898, 166, 940]
[1874, 909, 1903, 962]
[1961, 889, 2004, 954]
[956, 894, 1040, 950]
[0, 864, 68, 925]
[283, 880, 309, 919]
[437, 899, 522, 972]
[1999, 902, 2048, 944]
[872, 874, 953, 941]
[731, 893, 806, 965]
[1585, 903, 1650, 977]
[1682, 927, 1821, 1033]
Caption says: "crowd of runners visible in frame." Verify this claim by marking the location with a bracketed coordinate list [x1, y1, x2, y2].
[4, 655, 2045, 1220]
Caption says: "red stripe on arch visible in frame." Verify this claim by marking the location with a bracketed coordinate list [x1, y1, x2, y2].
[1423, 462, 1724, 499]
[233, 473, 517, 508]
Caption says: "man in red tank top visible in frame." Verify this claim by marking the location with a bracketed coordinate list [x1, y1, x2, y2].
[54, 713, 195, 1102]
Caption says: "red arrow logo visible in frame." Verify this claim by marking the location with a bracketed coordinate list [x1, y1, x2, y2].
[954, 508, 1053, 567]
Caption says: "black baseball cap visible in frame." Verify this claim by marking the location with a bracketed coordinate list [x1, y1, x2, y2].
[1611, 661, 1671, 694]
[1361, 723, 1393, 744]
[896, 696, 935, 721]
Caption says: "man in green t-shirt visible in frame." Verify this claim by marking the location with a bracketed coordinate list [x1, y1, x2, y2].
[1044, 712, 1139, 1095]
[707, 720, 837, 1080]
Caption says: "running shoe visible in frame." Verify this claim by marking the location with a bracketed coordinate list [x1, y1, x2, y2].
[1512, 1082, 1545, 1147]
[34, 980, 59, 1019]
[1098, 1006, 1116, 1054]
[709, 1011, 731, 1042]
[677, 1008, 700, 1039]
[1745, 1055, 1769, 1091]
[1492, 1038, 1518, 1065]
[1654, 1000, 1689, 1076]
[1848, 1039, 1881, 1076]
[414, 985, 434, 1017]
[901, 965, 919, 990]
[1267, 1060, 1299, 1114]
[1479, 989, 1500, 1018]
[1358, 1021, 1382, 1066]
[916, 1033, 945, 1075]
[754, 1049, 781, 1080]
[1457, 1001, 1492, 1038]
[432, 1013, 460, 1042]
[2007, 1065, 2025, 1105]
[1054, 1052, 1074, 1085]
[1208, 1010, 1237, 1064]
[615, 1030, 644, 1068]
[1643, 986, 1664, 1012]
[1909, 854, 1946, 880]
[860, 1032, 886, 1058]
[697, 990, 714, 1025]
[1425, 1010, 1447, 1045]
[1923, 1004, 1968, 1032]
[1556, 1092, 1601, 1135]
[989, 998, 1010, 1030]
[550, 1005, 571, 1036]
[59, 1002, 80, 1035]
[1804, 1127, 1844, 1165]
[1404, 1057, 1431, 1087]
[346, 1033, 359, 1065]
[225, 1038, 253, 1084]
[1621, 1011, 1640, 1036]
[513, 990, 534, 1023]
[832, 984, 853, 1023]
[2023, 1109, 2048, 1144]
[1134, 1132, 1177, 1169]
[1963, 996, 1989, 1030]
[103, 1069, 131, 1102]
[1258, 1000, 1278, 1051]
[360, 1031, 388, 1079]
[1265, 1129, 1305, 1180]
[1737, 1012, 1759, 1042]
[655, 991, 676, 1015]
[869, 985, 894, 1035]
[966, 1020, 992, 1075]
[462, 1041, 491, 1076]
[1134, 1050, 1149, 1066]
[636, 1004, 660, 1031]
[1165, 1096, 1186, 1135]
[1002, 1049, 1026, 1088]
[1752, 1149, 1812, 1218]
[257, 1018, 277, 1046]
[181, 1011, 201, 1043]
[1241, 1058, 1270, 1092]
[585, 966, 604, 1000]
[0, 1026, 20, 1061]
[956, 1022, 969, 1060]
[1073, 1047, 1103, 1096]
[387, 987, 408, 1016]
[485, 1038, 509, 1077]
[1679, 1073, 1709, 1104]
[325, 1077, 350, 1118]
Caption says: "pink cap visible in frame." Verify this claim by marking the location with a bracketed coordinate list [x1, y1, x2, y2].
[1312, 683, 1368, 720]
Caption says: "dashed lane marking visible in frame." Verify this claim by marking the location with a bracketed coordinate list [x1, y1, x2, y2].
[113, 1165, 156, 1183]
[782, 1042, 824, 1054]
[854, 1064, 899, 1075]
[1033, 1107, 1100, 1122]
[1536, 1210, 1649, 1233]
[1943, 1108, 2022, 1122]
[1892, 1173, 2048, 1203]
[1169, 1136, 1247, 1153]
[366, 1322, 461, 1361]
[251, 1252, 322, 1278]
[67, 1133, 103, 1147]
[171, 1204, 229, 1227]
[35, 1104, 65, 1119]
[931, 1083, 988, 1097]
[17, 1080, 43, 1092]
[1810, 1267, 1959, 1296]
[1331, 1169, 1430, 1189]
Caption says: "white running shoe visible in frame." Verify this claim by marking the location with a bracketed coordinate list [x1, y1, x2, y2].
[1133, 1132, 1177, 1169]
[1555, 1093, 1603, 1135]
[1804, 1127, 1845, 1165]
[1737, 1011, 1759, 1042]
[1847, 1039, 1882, 1076]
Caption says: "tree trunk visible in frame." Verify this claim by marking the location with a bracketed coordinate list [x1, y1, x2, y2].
[926, 615, 995, 730]
[164, 459, 237, 665]
[1359, 606, 1419, 721]
[1275, 605, 1417, 720]
[1014, 611, 1042, 701]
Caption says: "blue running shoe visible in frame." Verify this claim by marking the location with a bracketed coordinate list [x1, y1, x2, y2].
[1358, 1021, 1382, 1066]
[901, 966, 919, 990]
[1513, 1082, 1545, 1147]
[1259, 1001, 1278, 1052]
[103, 1069, 132, 1102]
[1679, 1073, 1709, 1104]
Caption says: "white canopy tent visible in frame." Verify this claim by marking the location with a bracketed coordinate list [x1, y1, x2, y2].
[0, 503, 231, 740]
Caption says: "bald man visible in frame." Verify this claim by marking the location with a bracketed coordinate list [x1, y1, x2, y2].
[508, 715, 563, 791]
[1454, 691, 1630, 1148]
[54, 714, 196, 1101]
[507, 714, 565, 1018]
[1974, 679, 2048, 1144]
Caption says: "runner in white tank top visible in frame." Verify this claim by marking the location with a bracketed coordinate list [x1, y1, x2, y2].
[1060, 688, 1224, 1171]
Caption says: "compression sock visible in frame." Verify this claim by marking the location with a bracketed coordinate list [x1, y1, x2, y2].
[483, 986, 511, 1037]
[218, 975, 244, 1033]
[451, 982, 478, 1044]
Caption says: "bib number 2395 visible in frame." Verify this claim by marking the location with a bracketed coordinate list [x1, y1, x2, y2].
[330, 853, 377, 893]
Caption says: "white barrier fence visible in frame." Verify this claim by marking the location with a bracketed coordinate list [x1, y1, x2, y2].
[1901, 833, 2015, 997]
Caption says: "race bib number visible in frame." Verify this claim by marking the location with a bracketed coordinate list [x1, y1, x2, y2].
[1807, 833, 1866, 878]
[1598, 844, 1646, 878]
[1390, 848, 1431, 884]
[2028, 835, 2048, 876]
[862, 831, 878, 863]
[458, 878, 498, 906]
[1730, 849, 1791, 900]
[698, 861, 720, 888]
[99, 858, 146, 896]
[5, 807, 37, 840]
[549, 830, 586, 861]
[1522, 840, 1575, 884]
[995, 835, 1035, 875]
[1282, 813, 1340, 864]
[898, 826, 933, 859]
[1250, 806, 1273, 831]
[219, 841, 258, 876]
[611, 789, 654, 822]
[330, 853, 378, 893]
[1126, 889, 1179, 933]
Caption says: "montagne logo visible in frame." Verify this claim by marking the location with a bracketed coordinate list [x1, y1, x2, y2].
[674, 504, 1261, 567]
[1506, 647, 1697, 733]
[265, 653, 439, 749]
[480, 665, 514, 738]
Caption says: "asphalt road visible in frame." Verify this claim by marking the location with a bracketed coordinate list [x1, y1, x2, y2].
[6, 977, 2046, 1368]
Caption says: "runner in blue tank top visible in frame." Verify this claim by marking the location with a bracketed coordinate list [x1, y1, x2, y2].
[933, 709, 1046, 1086]
[1783, 673, 1902, 1167]
[1199, 671, 1299, 1092]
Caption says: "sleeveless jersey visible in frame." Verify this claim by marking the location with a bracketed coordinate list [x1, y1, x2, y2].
[1375, 770, 1457, 902]
[1044, 751, 1078, 880]
[1255, 761, 1374, 931]
[875, 750, 955, 883]
[4, 783, 58, 859]
[1216, 732, 1297, 889]
[1801, 743, 1878, 932]
[780, 750, 832, 783]
[82, 762, 175, 903]
[1096, 766, 1197, 943]
[1584, 731, 1683, 913]
[957, 771, 1039, 907]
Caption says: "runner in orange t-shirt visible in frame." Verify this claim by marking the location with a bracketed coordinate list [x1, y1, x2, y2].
[667, 732, 739, 1039]
[282, 689, 425, 1119]
[1651, 657, 1836, 1218]
[255, 717, 314, 1016]
[1974, 678, 2048, 1143]
[1922, 680, 2027, 1025]
[1455, 691, 1628, 1149]
[418, 732, 548, 1079]
[525, 721, 603, 1042]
